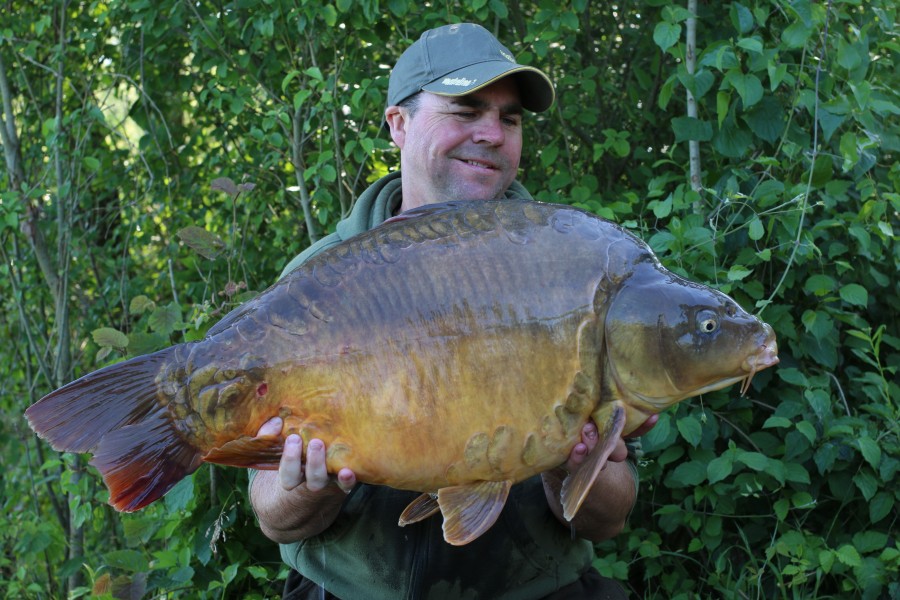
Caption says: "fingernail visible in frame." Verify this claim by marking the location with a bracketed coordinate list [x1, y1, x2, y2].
[286, 434, 301, 446]
[309, 439, 323, 451]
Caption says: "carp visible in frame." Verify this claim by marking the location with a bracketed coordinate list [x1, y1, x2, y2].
[25, 199, 778, 545]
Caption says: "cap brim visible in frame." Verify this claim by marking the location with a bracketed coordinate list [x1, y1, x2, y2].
[422, 61, 555, 113]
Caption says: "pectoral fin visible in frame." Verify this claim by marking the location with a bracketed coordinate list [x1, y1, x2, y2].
[203, 435, 284, 469]
[398, 493, 441, 526]
[560, 402, 626, 521]
[437, 480, 512, 546]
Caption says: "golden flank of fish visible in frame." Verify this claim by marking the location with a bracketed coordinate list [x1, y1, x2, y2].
[25, 199, 779, 545]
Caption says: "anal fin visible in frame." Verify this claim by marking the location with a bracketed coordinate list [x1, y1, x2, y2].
[437, 480, 512, 546]
[398, 493, 441, 526]
[203, 435, 284, 469]
[560, 401, 626, 521]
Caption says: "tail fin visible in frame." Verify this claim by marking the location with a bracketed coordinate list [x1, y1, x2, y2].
[25, 347, 203, 512]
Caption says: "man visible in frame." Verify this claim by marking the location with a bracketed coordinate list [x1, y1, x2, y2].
[250, 23, 656, 599]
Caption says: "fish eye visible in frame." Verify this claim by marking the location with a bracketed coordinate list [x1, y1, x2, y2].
[697, 310, 719, 334]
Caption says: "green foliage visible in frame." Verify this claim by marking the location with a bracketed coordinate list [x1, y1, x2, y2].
[1, 0, 897, 598]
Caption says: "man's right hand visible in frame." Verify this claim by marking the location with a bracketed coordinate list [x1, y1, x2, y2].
[249, 417, 357, 543]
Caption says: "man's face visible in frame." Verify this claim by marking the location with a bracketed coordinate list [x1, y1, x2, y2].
[386, 78, 524, 212]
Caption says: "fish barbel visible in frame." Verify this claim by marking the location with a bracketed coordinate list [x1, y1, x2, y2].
[25, 199, 778, 545]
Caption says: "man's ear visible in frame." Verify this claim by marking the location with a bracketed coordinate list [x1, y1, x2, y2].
[384, 106, 407, 149]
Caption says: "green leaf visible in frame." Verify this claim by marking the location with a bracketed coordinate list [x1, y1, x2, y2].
[129, 295, 155, 315]
[672, 117, 713, 142]
[781, 22, 811, 48]
[819, 549, 835, 573]
[743, 96, 785, 143]
[839, 132, 860, 171]
[164, 476, 194, 512]
[736, 451, 768, 471]
[92, 327, 129, 349]
[707, 454, 733, 484]
[676, 415, 702, 446]
[725, 71, 763, 108]
[727, 265, 752, 281]
[857, 437, 881, 469]
[839, 283, 868, 307]
[177, 226, 226, 260]
[736, 37, 763, 54]
[730, 3, 754, 33]
[149, 303, 181, 335]
[653, 22, 681, 52]
[103, 549, 149, 573]
[870, 492, 894, 523]
[835, 544, 861, 567]
[321, 4, 338, 27]
[748, 216, 764, 240]
[713, 114, 753, 157]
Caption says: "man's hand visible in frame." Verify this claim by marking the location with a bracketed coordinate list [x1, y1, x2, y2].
[255, 417, 356, 493]
[563, 413, 659, 473]
[249, 417, 356, 544]
[543, 413, 659, 542]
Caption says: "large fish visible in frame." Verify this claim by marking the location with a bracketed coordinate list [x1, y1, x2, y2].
[26, 199, 778, 545]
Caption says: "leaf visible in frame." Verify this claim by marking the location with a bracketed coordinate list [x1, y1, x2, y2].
[707, 454, 734, 484]
[748, 216, 764, 240]
[653, 22, 681, 52]
[210, 177, 238, 195]
[103, 549, 149, 573]
[725, 71, 763, 108]
[164, 476, 194, 512]
[839, 283, 868, 307]
[727, 265, 752, 281]
[781, 22, 811, 48]
[92, 327, 129, 349]
[177, 226, 226, 260]
[736, 451, 768, 471]
[743, 96, 785, 143]
[730, 3, 754, 33]
[835, 544, 862, 567]
[672, 117, 713, 142]
[129, 295, 155, 315]
[869, 492, 894, 523]
[857, 436, 881, 469]
[148, 303, 182, 335]
[676, 415, 702, 446]
[819, 549, 835, 573]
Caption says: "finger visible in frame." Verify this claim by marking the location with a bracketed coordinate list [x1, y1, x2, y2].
[581, 421, 599, 451]
[304, 439, 329, 492]
[563, 441, 589, 473]
[256, 416, 283, 437]
[279, 434, 305, 490]
[607, 437, 629, 463]
[336, 468, 357, 494]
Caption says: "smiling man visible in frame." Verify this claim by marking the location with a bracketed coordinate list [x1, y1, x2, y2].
[250, 23, 652, 599]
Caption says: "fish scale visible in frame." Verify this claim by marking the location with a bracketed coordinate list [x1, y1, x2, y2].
[25, 199, 778, 545]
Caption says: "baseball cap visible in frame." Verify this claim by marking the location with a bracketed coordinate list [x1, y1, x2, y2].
[387, 23, 555, 113]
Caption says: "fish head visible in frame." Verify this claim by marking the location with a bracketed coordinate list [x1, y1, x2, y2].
[603, 261, 778, 427]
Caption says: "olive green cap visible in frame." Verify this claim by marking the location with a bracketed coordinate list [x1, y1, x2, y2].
[387, 23, 555, 113]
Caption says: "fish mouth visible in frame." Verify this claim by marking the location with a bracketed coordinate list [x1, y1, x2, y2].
[739, 336, 779, 395]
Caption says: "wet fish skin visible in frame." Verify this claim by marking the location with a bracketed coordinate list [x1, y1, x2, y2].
[25, 199, 778, 545]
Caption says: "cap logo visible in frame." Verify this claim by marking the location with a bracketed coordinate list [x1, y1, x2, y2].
[500, 50, 515, 63]
[441, 76, 477, 87]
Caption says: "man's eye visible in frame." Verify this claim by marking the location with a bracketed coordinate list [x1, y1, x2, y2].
[502, 117, 521, 126]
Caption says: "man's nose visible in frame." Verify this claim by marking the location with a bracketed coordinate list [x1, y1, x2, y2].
[472, 114, 505, 145]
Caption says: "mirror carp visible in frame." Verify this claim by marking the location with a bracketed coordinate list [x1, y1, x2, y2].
[26, 199, 778, 545]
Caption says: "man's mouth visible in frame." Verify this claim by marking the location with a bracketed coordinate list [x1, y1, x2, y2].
[458, 158, 497, 170]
